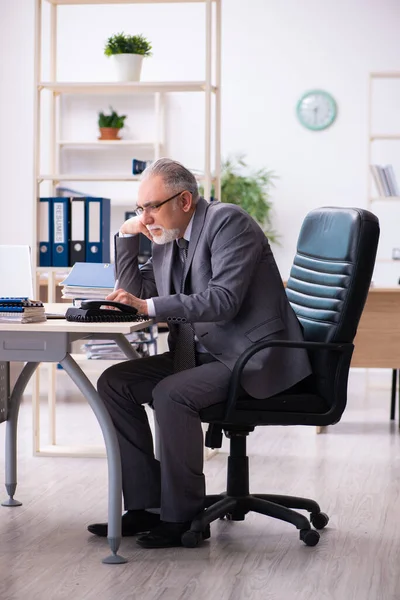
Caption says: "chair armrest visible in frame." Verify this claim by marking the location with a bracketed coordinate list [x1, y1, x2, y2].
[224, 339, 353, 422]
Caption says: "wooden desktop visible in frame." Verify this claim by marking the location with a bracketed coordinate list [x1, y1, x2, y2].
[352, 287, 400, 368]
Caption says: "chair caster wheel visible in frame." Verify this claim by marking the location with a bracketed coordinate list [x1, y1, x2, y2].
[310, 512, 329, 530]
[181, 530, 203, 548]
[226, 510, 246, 521]
[300, 528, 320, 547]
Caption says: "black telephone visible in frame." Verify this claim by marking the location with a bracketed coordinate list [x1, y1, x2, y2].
[65, 300, 141, 323]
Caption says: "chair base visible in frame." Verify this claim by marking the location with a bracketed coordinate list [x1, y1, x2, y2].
[184, 430, 328, 548]
[184, 493, 327, 548]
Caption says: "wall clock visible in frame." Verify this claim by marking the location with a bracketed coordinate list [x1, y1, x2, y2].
[296, 90, 337, 131]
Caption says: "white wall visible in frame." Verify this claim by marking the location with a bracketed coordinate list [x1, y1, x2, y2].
[0, 2, 35, 249]
[1, 0, 400, 280]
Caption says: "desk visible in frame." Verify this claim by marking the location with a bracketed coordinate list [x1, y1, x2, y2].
[0, 305, 153, 564]
[315, 287, 400, 434]
[352, 287, 400, 368]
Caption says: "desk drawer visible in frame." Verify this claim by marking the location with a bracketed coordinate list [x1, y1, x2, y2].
[0, 332, 69, 362]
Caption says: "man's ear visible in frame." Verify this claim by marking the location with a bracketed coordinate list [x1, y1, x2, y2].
[180, 191, 193, 212]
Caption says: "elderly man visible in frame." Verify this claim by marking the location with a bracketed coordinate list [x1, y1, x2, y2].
[88, 158, 311, 548]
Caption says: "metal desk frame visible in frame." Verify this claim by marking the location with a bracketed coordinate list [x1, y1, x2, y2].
[0, 319, 151, 565]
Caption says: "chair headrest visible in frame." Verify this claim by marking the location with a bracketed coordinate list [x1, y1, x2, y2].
[286, 207, 380, 343]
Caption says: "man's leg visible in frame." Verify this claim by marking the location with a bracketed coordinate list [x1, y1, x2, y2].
[96, 352, 174, 511]
[151, 358, 232, 523]
[90, 352, 231, 544]
[88, 352, 176, 536]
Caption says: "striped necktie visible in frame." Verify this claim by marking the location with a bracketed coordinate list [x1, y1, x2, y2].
[173, 238, 196, 372]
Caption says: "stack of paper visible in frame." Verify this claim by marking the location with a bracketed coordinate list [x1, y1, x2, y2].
[60, 262, 158, 360]
[0, 298, 46, 323]
[81, 326, 158, 359]
[60, 262, 115, 300]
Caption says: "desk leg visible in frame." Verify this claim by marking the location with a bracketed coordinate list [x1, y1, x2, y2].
[60, 354, 127, 565]
[2, 362, 39, 507]
[391, 369, 397, 421]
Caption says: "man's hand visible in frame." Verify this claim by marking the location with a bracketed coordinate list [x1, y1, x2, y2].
[120, 215, 153, 241]
[105, 289, 148, 315]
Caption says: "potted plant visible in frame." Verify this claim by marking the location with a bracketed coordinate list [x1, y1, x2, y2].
[98, 107, 127, 140]
[104, 32, 152, 82]
[202, 156, 278, 242]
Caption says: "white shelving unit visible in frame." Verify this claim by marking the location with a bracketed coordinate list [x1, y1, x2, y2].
[33, 0, 222, 456]
[34, 0, 221, 299]
[368, 72, 400, 204]
[367, 72, 400, 269]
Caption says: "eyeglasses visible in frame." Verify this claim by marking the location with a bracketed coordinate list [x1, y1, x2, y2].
[134, 191, 185, 217]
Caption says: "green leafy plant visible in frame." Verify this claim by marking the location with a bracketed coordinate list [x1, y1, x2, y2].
[98, 107, 127, 129]
[104, 33, 152, 57]
[202, 156, 278, 242]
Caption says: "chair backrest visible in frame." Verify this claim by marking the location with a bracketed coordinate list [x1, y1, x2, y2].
[284, 207, 379, 416]
[286, 207, 380, 344]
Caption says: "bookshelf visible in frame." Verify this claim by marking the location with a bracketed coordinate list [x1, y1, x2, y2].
[368, 72, 400, 204]
[33, 0, 222, 456]
[34, 0, 221, 300]
[367, 72, 400, 269]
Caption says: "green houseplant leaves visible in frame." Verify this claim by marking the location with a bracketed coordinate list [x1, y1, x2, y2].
[202, 156, 278, 243]
[104, 33, 152, 57]
[98, 107, 127, 129]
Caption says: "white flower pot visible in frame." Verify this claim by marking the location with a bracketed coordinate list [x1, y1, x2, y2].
[111, 53, 144, 82]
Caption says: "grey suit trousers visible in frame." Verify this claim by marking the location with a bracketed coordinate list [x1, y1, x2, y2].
[97, 351, 232, 522]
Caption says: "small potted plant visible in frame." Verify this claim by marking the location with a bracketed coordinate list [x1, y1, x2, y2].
[98, 107, 127, 140]
[104, 32, 152, 82]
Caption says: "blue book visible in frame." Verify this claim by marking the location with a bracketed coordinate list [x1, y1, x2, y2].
[0, 299, 43, 311]
[60, 262, 115, 289]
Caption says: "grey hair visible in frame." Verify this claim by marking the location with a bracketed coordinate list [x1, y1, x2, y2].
[141, 158, 199, 203]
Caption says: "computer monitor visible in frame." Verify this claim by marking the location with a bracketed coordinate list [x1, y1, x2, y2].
[0, 245, 34, 299]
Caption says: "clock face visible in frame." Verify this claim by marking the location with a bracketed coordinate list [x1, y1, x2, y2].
[296, 90, 337, 131]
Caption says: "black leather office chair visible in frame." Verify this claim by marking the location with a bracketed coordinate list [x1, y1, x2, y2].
[182, 207, 380, 548]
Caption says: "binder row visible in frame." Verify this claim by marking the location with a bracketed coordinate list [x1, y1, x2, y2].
[39, 197, 111, 267]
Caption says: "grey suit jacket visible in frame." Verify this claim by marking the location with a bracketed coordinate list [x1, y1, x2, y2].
[115, 198, 311, 399]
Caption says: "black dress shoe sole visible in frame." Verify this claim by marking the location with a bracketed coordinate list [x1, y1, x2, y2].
[87, 517, 160, 538]
[136, 524, 211, 549]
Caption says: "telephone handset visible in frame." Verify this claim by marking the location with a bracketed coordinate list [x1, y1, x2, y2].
[81, 300, 138, 314]
[65, 300, 140, 323]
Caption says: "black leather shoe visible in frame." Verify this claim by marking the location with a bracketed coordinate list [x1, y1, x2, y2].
[136, 521, 211, 549]
[87, 510, 160, 537]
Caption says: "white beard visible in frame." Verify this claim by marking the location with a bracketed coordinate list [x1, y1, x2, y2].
[147, 225, 180, 245]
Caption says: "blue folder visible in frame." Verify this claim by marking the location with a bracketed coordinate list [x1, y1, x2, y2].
[85, 197, 111, 263]
[39, 197, 55, 267]
[52, 197, 70, 267]
[60, 262, 115, 288]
